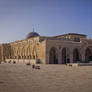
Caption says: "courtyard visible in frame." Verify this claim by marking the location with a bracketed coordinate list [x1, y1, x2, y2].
[0, 63, 92, 92]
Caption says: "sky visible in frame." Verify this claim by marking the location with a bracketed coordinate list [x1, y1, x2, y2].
[0, 0, 92, 43]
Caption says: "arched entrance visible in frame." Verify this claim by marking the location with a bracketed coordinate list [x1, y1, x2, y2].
[85, 48, 92, 62]
[73, 48, 80, 63]
[49, 47, 58, 64]
[62, 48, 66, 64]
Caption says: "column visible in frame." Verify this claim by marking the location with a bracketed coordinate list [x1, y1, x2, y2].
[70, 48, 73, 63]
[81, 47, 86, 62]
[58, 50, 62, 64]
[46, 53, 49, 64]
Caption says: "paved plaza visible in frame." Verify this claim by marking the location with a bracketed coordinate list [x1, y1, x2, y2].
[0, 63, 92, 92]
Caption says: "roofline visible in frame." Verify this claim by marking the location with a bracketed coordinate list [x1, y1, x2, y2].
[54, 33, 87, 37]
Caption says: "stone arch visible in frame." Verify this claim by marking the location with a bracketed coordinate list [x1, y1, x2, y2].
[49, 47, 58, 64]
[73, 48, 80, 63]
[85, 48, 92, 62]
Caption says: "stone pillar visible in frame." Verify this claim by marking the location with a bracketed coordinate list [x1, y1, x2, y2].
[70, 54, 73, 63]
[46, 47, 50, 64]
[17, 56, 19, 63]
[81, 53, 85, 61]
[81, 47, 86, 62]
[58, 50, 62, 64]
[23, 57, 25, 64]
[70, 48, 73, 63]
[46, 52, 49, 64]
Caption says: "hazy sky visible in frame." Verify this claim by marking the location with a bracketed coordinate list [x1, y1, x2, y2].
[0, 0, 92, 43]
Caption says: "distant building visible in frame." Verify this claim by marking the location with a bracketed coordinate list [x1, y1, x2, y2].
[0, 32, 92, 64]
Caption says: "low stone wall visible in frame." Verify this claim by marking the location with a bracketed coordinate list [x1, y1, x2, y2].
[79, 63, 92, 66]
[66, 63, 92, 67]
[6, 59, 36, 64]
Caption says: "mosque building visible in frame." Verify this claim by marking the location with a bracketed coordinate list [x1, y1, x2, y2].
[0, 32, 92, 64]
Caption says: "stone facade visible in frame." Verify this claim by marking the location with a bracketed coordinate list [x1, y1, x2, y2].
[0, 32, 92, 64]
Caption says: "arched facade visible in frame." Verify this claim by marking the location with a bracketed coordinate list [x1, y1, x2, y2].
[0, 32, 92, 64]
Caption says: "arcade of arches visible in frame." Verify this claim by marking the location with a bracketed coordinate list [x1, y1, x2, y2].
[49, 47, 92, 64]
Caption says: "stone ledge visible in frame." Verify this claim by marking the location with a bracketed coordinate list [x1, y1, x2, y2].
[79, 63, 92, 66]
[67, 63, 92, 67]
